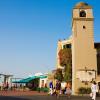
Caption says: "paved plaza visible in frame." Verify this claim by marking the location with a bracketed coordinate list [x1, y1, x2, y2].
[0, 91, 100, 100]
[0, 91, 46, 96]
[0, 95, 100, 100]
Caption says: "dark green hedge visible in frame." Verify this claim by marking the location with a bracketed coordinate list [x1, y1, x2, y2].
[37, 87, 49, 92]
[78, 87, 91, 94]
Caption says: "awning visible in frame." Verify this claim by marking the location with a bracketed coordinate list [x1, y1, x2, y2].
[12, 75, 47, 83]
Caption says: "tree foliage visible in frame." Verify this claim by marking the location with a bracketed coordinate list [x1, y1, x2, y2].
[64, 63, 72, 81]
[58, 48, 72, 66]
[54, 68, 63, 81]
[58, 48, 72, 81]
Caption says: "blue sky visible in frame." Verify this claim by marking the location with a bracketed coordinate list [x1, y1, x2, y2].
[0, 0, 99, 78]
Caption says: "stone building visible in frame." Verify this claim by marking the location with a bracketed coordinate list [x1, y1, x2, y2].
[56, 2, 100, 95]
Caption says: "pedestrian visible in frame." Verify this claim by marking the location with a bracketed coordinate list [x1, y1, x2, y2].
[66, 82, 72, 98]
[52, 87, 57, 96]
[55, 80, 61, 99]
[66, 87, 72, 98]
[0, 82, 3, 91]
[6, 82, 9, 90]
[91, 81, 98, 100]
[49, 81, 53, 95]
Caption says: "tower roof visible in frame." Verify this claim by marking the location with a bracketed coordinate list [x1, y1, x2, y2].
[74, 2, 92, 9]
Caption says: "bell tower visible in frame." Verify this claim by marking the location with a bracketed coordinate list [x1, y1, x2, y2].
[72, 2, 97, 94]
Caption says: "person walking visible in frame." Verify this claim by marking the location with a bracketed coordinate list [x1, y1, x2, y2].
[55, 80, 61, 99]
[49, 81, 53, 95]
[91, 81, 98, 100]
[66, 82, 72, 98]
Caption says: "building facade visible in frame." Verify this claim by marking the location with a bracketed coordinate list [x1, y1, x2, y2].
[56, 2, 100, 95]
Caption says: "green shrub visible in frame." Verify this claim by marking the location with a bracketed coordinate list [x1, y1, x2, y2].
[37, 87, 49, 92]
[43, 88, 49, 92]
[78, 87, 91, 94]
[78, 87, 86, 94]
[40, 87, 44, 91]
[86, 87, 91, 94]
[36, 87, 40, 92]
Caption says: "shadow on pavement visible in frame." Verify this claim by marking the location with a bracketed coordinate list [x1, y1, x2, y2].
[0, 95, 100, 100]
[0, 96, 30, 100]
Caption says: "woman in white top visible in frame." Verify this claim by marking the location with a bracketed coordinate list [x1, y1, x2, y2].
[91, 81, 98, 100]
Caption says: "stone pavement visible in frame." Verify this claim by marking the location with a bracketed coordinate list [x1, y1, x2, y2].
[0, 91, 100, 100]
[0, 90, 46, 96]
[0, 95, 100, 100]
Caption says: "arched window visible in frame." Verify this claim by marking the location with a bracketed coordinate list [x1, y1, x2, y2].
[80, 10, 86, 17]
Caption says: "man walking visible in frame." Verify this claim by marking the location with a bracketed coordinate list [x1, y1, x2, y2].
[56, 80, 61, 99]
[49, 81, 53, 95]
[91, 81, 98, 100]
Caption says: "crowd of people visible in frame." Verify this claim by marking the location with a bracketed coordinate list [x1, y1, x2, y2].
[49, 80, 99, 100]
[0, 82, 9, 91]
[49, 80, 72, 98]
[0, 82, 27, 91]
[0, 80, 99, 100]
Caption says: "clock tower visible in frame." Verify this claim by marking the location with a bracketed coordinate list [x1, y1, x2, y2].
[72, 2, 97, 94]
